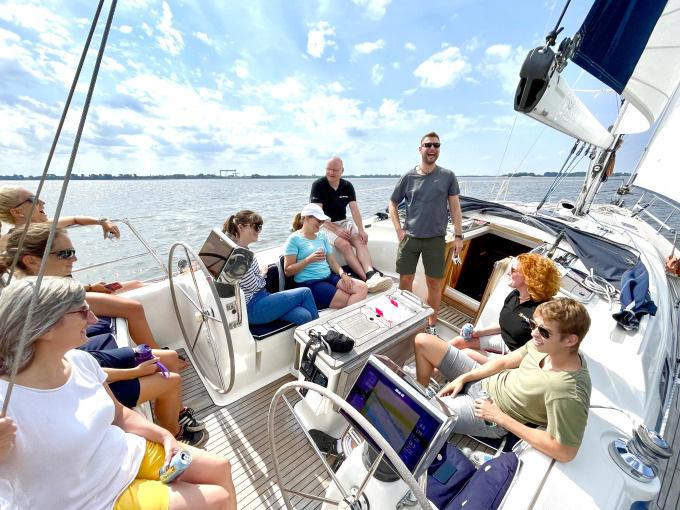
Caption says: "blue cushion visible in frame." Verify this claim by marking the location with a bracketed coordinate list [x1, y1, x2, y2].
[249, 319, 295, 340]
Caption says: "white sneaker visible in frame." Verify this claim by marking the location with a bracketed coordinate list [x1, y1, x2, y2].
[425, 325, 438, 336]
[366, 272, 393, 293]
[402, 361, 417, 378]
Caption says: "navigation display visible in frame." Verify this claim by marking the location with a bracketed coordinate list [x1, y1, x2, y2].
[343, 361, 443, 472]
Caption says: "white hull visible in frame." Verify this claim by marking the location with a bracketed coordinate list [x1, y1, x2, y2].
[110, 196, 677, 509]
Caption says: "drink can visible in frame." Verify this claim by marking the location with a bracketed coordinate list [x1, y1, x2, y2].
[477, 390, 496, 428]
[134, 344, 153, 364]
[460, 323, 474, 341]
[160, 450, 192, 484]
[134, 344, 170, 377]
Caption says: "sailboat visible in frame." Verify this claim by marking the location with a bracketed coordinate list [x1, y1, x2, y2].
[2, 0, 680, 508]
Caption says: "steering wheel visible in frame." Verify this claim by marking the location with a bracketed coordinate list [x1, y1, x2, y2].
[268, 380, 432, 510]
[168, 241, 235, 394]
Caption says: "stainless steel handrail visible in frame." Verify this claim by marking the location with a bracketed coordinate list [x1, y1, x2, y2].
[68, 217, 168, 279]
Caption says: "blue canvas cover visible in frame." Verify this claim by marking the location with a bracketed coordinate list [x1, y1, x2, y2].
[459, 196, 640, 290]
[571, 0, 667, 94]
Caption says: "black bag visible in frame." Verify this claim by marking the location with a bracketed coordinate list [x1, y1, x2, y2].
[324, 329, 354, 353]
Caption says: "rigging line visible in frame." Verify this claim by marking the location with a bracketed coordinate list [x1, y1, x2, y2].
[545, 150, 588, 202]
[491, 114, 518, 197]
[546, 143, 587, 194]
[508, 127, 546, 179]
[536, 140, 580, 211]
[2, 0, 119, 417]
[545, 0, 572, 47]
[495, 114, 518, 176]
[5, 0, 107, 286]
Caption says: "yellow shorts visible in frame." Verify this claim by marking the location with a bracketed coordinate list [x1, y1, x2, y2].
[114, 441, 170, 510]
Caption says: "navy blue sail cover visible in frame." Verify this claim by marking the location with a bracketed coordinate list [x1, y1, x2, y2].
[571, 0, 667, 93]
[458, 196, 640, 290]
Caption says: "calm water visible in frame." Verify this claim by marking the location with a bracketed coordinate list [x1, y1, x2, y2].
[0, 176, 666, 283]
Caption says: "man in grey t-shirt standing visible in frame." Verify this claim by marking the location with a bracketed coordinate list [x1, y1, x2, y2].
[388, 131, 464, 336]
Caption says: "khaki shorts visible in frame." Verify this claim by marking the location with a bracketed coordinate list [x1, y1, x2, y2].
[322, 219, 356, 246]
[396, 235, 446, 279]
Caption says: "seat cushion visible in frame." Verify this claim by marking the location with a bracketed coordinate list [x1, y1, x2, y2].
[250, 319, 295, 340]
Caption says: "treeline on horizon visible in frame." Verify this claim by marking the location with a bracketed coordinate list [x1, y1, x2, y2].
[0, 171, 630, 180]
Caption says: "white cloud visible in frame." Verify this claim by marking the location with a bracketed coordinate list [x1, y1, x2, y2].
[118, 25, 133, 35]
[194, 32, 211, 44]
[141, 23, 153, 37]
[486, 44, 511, 58]
[0, 3, 72, 47]
[371, 64, 384, 84]
[232, 59, 250, 79]
[243, 76, 306, 101]
[354, 39, 385, 54]
[464, 37, 479, 52]
[307, 21, 335, 59]
[447, 113, 478, 132]
[413, 47, 470, 88]
[404, 42, 416, 51]
[103, 56, 126, 73]
[392, 62, 400, 69]
[156, 1, 184, 55]
[480, 44, 526, 94]
[324, 82, 346, 94]
[352, 0, 392, 20]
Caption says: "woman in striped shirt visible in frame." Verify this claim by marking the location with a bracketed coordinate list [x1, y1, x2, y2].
[224, 210, 319, 325]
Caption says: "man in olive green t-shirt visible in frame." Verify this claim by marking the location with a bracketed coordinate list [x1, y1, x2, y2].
[435, 298, 591, 463]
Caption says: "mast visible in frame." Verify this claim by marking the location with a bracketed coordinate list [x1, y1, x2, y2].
[573, 110, 625, 216]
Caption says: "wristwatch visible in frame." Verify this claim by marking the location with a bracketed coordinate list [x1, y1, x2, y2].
[98, 217, 109, 225]
[454, 234, 463, 239]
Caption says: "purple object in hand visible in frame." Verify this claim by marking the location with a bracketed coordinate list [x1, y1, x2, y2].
[134, 344, 169, 377]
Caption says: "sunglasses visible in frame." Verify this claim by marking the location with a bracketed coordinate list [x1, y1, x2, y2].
[65, 304, 90, 320]
[50, 248, 76, 260]
[13, 195, 44, 208]
[251, 224, 263, 233]
[519, 313, 552, 339]
[421, 142, 441, 149]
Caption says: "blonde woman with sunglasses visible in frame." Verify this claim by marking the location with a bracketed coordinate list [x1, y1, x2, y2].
[0, 185, 119, 239]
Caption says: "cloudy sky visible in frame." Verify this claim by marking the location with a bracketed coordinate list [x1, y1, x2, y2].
[0, 0, 650, 177]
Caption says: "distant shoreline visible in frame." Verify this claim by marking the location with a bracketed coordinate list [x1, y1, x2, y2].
[0, 171, 627, 181]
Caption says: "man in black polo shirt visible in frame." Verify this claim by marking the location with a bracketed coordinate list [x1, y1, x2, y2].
[310, 156, 392, 293]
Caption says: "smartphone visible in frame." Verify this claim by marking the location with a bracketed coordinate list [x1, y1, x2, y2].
[432, 461, 458, 484]
[104, 282, 123, 291]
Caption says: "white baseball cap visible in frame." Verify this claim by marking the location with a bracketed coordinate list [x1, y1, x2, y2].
[300, 203, 330, 221]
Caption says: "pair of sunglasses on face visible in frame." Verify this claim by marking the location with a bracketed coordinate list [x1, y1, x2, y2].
[50, 249, 76, 260]
[518, 312, 552, 339]
[66, 304, 91, 320]
[14, 195, 44, 208]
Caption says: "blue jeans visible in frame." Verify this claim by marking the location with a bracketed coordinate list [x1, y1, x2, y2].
[247, 288, 319, 325]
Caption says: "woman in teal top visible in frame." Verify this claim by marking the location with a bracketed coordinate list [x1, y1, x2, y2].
[284, 204, 368, 309]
